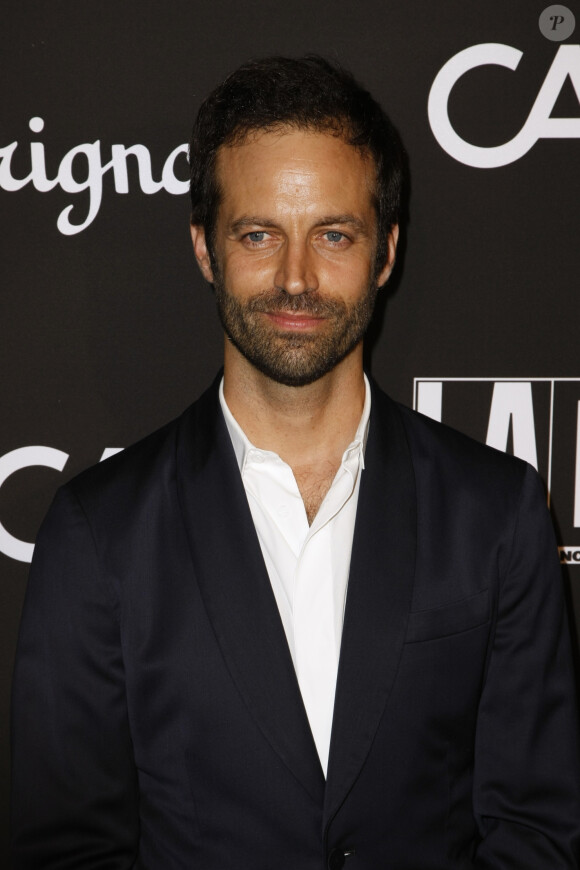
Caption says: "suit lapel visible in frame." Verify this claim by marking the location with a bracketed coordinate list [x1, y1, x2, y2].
[176, 378, 325, 805]
[324, 384, 417, 823]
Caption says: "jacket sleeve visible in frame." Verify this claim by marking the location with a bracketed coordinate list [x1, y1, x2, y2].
[473, 464, 580, 868]
[11, 485, 139, 869]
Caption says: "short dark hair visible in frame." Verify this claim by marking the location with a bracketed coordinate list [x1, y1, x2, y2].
[189, 55, 404, 274]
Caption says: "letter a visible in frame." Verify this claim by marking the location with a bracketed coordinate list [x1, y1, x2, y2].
[486, 382, 538, 469]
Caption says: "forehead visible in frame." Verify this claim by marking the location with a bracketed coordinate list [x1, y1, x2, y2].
[214, 127, 376, 222]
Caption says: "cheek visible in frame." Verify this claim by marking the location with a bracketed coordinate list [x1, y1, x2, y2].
[222, 252, 275, 293]
[322, 257, 374, 297]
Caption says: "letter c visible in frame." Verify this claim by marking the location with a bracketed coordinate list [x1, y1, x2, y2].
[428, 43, 537, 168]
[0, 446, 68, 563]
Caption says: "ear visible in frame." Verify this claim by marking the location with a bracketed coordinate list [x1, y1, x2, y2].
[190, 224, 215, 284]
[376, 224, 399, 288]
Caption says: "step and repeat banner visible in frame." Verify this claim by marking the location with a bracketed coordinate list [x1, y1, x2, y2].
[2, 0, 579, 859]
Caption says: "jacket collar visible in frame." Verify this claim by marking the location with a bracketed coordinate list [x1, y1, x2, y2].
[175, 375, 417, 817]
[176, 375, 326, 806]
[324, 378, 417, 824]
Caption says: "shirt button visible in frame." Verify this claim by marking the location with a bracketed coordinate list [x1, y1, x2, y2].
[251, 451, 265, 463]
[327, 847, 355, 869]
[277, 504, 289, 517]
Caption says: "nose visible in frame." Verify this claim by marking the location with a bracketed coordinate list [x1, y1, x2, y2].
[274, 239, 319, 296]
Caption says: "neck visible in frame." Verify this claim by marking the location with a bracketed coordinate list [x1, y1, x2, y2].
[223, 343, 366, 471]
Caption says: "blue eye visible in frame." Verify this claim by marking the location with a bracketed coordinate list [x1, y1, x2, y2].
[247, 231, 266, 243]
[325, 231, 345, 243]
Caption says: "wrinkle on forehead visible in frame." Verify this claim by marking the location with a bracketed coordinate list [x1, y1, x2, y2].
[215, 128, 377, 224]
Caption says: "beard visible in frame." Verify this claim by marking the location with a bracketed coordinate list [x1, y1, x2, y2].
[213, 276, 378, 387]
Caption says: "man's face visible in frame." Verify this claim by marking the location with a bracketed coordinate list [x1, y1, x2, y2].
[191, 127, 397, 387]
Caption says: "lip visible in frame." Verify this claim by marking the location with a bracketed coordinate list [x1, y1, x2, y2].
[264, 312, 325, 330]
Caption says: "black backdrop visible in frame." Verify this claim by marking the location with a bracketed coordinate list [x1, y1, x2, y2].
[2, 1, 579, 860]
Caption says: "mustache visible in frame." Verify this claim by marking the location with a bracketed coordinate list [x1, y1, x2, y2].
[246, 288, 346, 317]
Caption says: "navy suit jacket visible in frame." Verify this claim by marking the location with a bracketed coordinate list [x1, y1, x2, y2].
[11, 377, 580, 868]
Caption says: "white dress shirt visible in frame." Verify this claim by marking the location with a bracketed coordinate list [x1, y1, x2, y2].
[219, 376, 370, 775]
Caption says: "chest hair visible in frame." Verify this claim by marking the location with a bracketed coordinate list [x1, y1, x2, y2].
[293, 461, 340, 525]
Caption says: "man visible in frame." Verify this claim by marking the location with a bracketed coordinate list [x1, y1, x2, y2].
[11, 56, 580, 868]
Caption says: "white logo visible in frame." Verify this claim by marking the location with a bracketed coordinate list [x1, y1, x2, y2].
[0, 446, 122, 563]
[428, 43, 580, 167]
[560, 547, 580, 564]
[0, 117, 189, 235]
[414, 378, 580, 564]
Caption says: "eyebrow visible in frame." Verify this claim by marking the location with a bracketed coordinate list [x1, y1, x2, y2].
[229, 214, 369, 234]
[317, 215, 368, 233]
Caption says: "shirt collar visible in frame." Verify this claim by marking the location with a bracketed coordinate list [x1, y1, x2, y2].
[219, 374, 371, 474]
